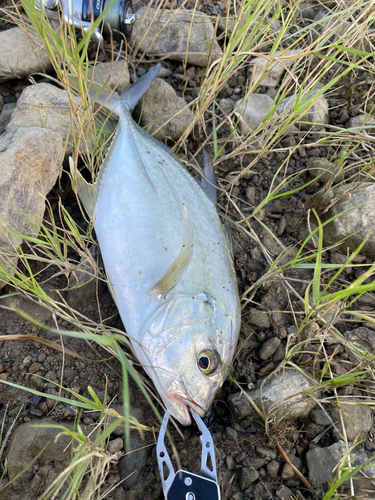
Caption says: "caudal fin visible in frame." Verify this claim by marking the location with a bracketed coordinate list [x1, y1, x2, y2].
[68, 63, 161, 114]
[119, 63, 161, 111]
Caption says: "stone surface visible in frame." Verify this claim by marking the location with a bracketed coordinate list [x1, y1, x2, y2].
[311, 408, 332, 427]
[278, 91, 329, 130]
[248, 307, 271, 329]
[133, 8, 222, 67]
[258, 337, 281, 360]
[239, 467, 259, 491]
[90, 60, 130, 94]
[307, 157, 341, 184]
[345, 327, 375, 354]
[228, 368, 317, 420]
[280, 463, 294, 480]
[249, 50, 300, 88]
[267, 460, 280, 478]
[276, 485, 293, 500]
[0, 127, 62, 279]
[219, 97, 236, 115]
[108, 437, 124, 454]
[135, 78, 195, 140]
[346, 113, 375, 133]
[330, 399, 373, 441]
[306, 441, 346, 489]
[234, 93, 274, 134]
[0, 27, 52, 82]
[322, 183, 375, 259]
[7, 83, 82, 156]
[118, 435, 147, 490]
[0, 103, 17, 135]
[7, 419, 91, 480]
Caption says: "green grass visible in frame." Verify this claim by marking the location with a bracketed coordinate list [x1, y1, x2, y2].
[0, 0, 374, 497]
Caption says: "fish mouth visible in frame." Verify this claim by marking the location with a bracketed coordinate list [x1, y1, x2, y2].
[168, 380, 207, 421]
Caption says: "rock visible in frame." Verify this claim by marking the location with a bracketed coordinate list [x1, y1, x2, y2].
[331, 399, 373, 441]
[346, 114, 375, 134]
[256, 446, 276, 459]
[297, 2, 315, 20]
[7, 419, 91, 480]
[133, 8, 222, 67]
[322, 183, 375, 260]
[0, 127, 62, 280]
[278, 91, 329, 130]
[108, 437, 124, 454]
[134, 78, 195, 140]
[219, 98, 236, 115]
[306, 157, 341, 184]
[345, 327, 375, 354]
[228, 368, 318, 420]
[7, 83, 84, 156]
[118, 435, 147, 490]
[280, 463, 294, 480]
[226, 455, 236, 470]
[0, 27, 52, 82]
[276, 485, 293, 500]
[311, 408, 332, 427]
[90, 60, 130, 94]
[306, 441, 346, 489]
[233, 93, 274, 134]
[259, 337, 281, 360]
[351, 450, 375, 489]
[267, 460, 280, 478]
[0, 103, 17, 135]
[249, 50, 300, 88]
[239, 467, 259, 491]
[248, 307, 271, 329]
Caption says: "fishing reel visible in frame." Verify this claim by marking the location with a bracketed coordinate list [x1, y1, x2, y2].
[35, 0, 135, 45]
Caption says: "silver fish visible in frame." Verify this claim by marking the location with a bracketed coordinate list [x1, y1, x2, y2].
[71, 64, 241, 425]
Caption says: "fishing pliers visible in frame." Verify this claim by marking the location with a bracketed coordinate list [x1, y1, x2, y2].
[157, 409, 221, 500]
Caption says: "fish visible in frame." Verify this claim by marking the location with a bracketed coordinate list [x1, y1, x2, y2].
[70, 64, 241, 426]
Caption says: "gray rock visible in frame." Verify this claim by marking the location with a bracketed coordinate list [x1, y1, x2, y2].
[248, 307, 271, 329]
[345, 327, 375, 354]
[256, 446, 276, 459]
[0, 127, 62, 280]
[311, 408, 332, 427]
[280, 463, 294, 480]
[278, 90, 329, 130]
[90, 60, 130, 94]
[351, 450, 375, 489]
[0, 294, 52, 323]
[346, 114, 375, 134]
[267, 460, 280, 478]
[7, 419, 92, 480]
[0, 103, 17, 135]
[297, 2, 315, 20]
[135, 78, 195, 140]
[133, 8, 222, 67]
[0, 27, 52, 82]
[276, 485, 293, 500]
[249, 50, 300, 88]
[239, 467, 259, 491]
[306, 441, 346, 489]
[228, 368, 318, 420]
[118, 435, 147, 490]
[234, 93, 274, 133]
[219, 98, 236, 115]
[259, 337, 281, 360]
[322, 183, 375, 259]
[331, 400, 373, 441]
[7, 83, 82, 156]
[306, 157, 341, 184]
[108, 437, 124, 454]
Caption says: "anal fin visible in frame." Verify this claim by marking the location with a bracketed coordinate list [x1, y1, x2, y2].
[69, 157, 96, 219]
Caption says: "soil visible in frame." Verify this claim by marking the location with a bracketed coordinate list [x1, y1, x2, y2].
[0, 0, 375, 499]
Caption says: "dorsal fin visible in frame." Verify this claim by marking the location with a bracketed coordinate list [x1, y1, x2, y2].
[147, 170, 193, 300]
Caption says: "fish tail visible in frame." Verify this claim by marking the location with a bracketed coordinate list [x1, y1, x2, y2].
[68, 74, 121, 114]
[119, 63, 161, 111]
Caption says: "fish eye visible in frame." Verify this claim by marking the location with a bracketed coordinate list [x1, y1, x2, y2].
[197, 348, 219, 375]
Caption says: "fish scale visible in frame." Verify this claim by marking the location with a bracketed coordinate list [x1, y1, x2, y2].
[71, 64, 241, 425]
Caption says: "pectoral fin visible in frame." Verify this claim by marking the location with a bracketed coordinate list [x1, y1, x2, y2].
[69, 157, 96, 219]
[199, 149, 217, 205]
[147, 171, 193, 300]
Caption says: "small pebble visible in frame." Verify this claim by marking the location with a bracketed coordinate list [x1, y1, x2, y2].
[281, 463, 294, 480]
[258, 337, 281, 360]
[267, 460, 280, 478]
[108, 437, 124, 454]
